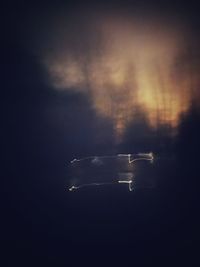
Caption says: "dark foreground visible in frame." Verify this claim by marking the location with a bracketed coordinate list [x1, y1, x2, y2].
[3, 154, 200, 265]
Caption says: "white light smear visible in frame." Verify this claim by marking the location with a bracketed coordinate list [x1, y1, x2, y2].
[68, 153, 154, 192]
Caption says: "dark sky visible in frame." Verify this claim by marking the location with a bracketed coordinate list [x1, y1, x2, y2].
[3, 0, 200, 265]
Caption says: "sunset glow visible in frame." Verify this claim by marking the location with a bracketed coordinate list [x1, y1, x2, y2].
[44, 14, 199, 140]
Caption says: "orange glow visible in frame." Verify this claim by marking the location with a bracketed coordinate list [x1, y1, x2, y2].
[44, 16, 199, 141]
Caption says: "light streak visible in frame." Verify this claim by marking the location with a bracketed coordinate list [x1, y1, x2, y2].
[68, 153, 154, 192]
[69, 182, 118, 191]
[70, 153, 154, 164]
[118, 180, 134, 191]
[129, 153, 154, 163]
